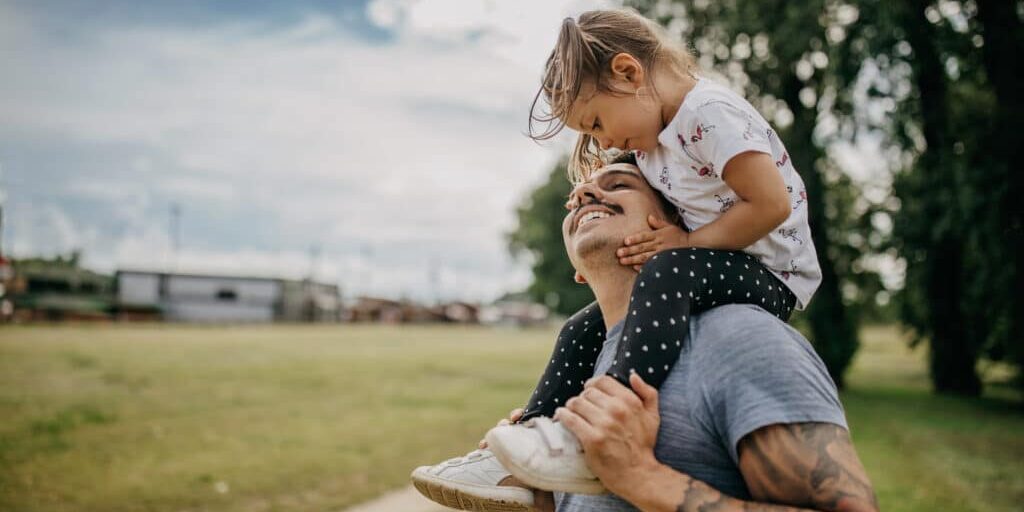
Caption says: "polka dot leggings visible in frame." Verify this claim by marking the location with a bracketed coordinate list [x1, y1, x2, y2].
[519, 248, 797, 421]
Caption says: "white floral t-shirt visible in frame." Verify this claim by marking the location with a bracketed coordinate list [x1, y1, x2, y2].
[635, 77, 821, 309]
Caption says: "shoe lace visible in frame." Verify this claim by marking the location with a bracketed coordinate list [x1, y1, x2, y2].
[524, 417, 567, 456]
[442, 449, 486, 466]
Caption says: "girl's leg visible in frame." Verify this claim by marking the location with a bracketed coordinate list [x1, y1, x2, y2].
[606, 248, 797, 387]
[519, 302, 605, 421]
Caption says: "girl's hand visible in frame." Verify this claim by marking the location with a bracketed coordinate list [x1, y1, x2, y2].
[478, 408, 525, 449]
[617, 215, 690, 271]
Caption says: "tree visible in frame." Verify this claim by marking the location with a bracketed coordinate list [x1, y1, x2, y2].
[508, 160, 596, 316]
[974, 0, 1024, 387]
[897, 0, 979, 394]
[840, 0, 1021, 394]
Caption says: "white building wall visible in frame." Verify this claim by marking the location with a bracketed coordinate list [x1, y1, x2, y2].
[163, 301, 275, 323]
[118, 273, 161, 305]
[165, 276, 278, 304]
[117, 272, 284, 323]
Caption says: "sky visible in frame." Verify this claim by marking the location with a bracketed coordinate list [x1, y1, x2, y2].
[0, 0, 614, 302]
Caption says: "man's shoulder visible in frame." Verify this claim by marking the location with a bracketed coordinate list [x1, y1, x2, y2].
[685, 304, 840, 410]
[689, 304, 805, 355]
[685, 305, 847, 464]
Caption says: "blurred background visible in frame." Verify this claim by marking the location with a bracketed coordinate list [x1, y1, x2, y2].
[1, 0, 1021, 511]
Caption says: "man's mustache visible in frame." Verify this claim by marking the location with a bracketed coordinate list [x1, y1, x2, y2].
[570, 199, 625, 234]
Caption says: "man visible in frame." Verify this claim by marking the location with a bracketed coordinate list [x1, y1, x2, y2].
[539, 156, 878, 511]
[413, 156, 878, 512]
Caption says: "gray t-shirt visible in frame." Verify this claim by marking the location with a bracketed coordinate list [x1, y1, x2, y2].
[555, 304, 848, 511]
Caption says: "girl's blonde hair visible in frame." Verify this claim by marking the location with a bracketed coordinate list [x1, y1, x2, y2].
[529, 9, 697, 183]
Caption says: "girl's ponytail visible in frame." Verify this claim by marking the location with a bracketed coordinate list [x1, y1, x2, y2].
[529, 17, 595, 143]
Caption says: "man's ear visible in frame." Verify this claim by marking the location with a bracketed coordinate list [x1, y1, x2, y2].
[574, 270, 588, 284]
[610, 52, 645, 88]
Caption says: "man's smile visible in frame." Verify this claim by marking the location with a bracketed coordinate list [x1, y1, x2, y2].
[577, 210, 612, 229]
[571, 202, 623, 234]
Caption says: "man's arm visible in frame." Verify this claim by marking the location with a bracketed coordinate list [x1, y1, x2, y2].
[556, 376, 879, 512]
[610, 423, 878, 512]
[622, 446, 877, 512]
[736, 422, 879, 512]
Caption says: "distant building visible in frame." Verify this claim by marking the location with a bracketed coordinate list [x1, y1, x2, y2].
[8, 254, 115, 322]
[438, 301, 479, 324]
[478, 300, 550, 327]
[116, 270, 341, 323]
[343, 297, 405, 323]
[343, 297, 479, 324]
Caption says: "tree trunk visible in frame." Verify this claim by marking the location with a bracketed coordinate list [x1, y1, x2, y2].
[902, 0, 980, 395]
[975, 0, 1024, 383]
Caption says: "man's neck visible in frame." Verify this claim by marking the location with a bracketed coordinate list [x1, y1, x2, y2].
[580, 255, 638, 331]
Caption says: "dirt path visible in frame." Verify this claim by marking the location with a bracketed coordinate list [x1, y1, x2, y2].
[342, 485, 452, 512]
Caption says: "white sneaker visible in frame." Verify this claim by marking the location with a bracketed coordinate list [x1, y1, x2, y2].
[410, 448, 536, 511]
[485, 417, 607, 495]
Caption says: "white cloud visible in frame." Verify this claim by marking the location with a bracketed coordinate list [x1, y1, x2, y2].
[1, 0, 611, 301]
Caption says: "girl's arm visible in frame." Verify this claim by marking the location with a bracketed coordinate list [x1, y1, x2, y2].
[618, 151, 791, 266]
[687, 151, 791, 250]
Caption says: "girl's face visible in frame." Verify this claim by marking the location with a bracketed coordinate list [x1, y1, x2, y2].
[566, 80, 665, 153]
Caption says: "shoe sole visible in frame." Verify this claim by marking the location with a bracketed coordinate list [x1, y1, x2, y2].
[410, 467, 535, 512]
[485, 432, 607, 495]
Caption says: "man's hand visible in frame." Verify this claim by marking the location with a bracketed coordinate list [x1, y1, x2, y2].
[618, 215, 690, 270]
[554, 374, 663, 498]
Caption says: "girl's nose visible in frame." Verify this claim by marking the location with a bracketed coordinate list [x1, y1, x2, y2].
[597, 136, 614, 150]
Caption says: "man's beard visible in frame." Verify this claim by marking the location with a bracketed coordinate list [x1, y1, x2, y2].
[574, 231, 619, 264]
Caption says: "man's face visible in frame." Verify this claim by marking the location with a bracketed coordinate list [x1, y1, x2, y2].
[562, 163, 669, 269]
[566, 84, 663, 153]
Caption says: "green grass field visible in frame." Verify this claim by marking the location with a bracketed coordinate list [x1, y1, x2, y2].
[0, 324, 1021, 512]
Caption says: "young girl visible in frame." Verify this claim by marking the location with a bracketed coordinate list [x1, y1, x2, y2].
[412, 8, 821, 508]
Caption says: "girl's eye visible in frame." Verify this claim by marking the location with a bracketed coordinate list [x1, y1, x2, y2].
[612, 182, 628, 189]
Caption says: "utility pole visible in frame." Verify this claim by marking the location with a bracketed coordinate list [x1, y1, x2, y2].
[0, 162, 5, 258]
[0, 161, 6, 258]
[168, 202, 181, 272]
[307, 244, 321, 281]
[360, 244, 372, 297]
[428, 257, 440, 305]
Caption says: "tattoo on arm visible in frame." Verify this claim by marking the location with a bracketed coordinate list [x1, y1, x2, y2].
[673, 422, 879, 512]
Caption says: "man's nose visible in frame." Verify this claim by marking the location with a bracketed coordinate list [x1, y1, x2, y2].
[572, 182, 603, 205]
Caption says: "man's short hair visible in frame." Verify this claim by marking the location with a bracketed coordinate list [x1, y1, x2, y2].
[609, 151, 638, 167]
[608, 151, 684, 229]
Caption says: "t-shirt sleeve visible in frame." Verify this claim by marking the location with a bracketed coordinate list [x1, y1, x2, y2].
[685, 100, 773, 179]
[697, 306, 848, 464]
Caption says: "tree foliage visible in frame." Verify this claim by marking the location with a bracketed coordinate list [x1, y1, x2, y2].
[838, 0, 1023, 394]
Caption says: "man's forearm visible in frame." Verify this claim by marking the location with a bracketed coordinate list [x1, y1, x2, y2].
[624, 463, 823, 512]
